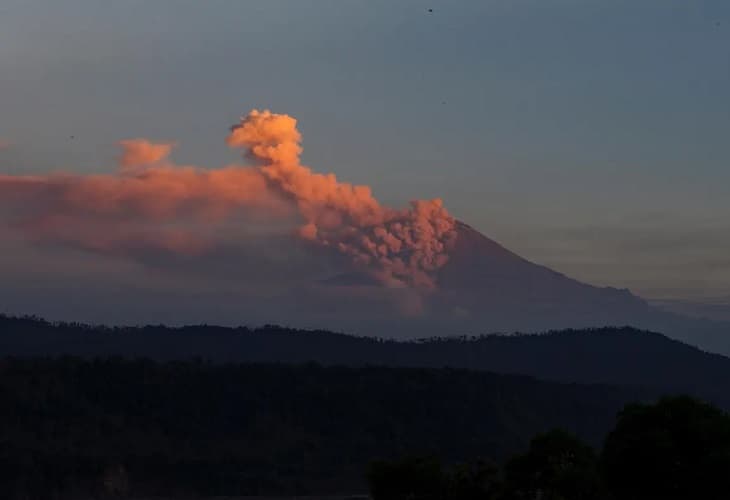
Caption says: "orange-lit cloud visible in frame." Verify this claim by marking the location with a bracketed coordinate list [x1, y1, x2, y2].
[0, 110, 456, 288]
[117, 139, 174, 173]
[227, 110, 456, 288]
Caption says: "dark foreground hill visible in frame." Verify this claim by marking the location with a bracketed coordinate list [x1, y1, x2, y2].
[2, 315, 729, 407]
[0, 358, 645, 497]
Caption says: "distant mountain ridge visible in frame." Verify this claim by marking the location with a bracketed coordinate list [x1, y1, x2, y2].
[442, 222, 642, 303]
[2, 315, 729, 408]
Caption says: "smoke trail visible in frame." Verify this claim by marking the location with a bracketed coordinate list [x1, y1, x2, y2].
[227, 110, 456, 288]
[0, 110, 456, 288]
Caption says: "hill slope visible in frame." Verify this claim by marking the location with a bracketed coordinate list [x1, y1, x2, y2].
[0, 358, 645, 496]
[1, 316, 728, 407]
[425, 222, 730, 355]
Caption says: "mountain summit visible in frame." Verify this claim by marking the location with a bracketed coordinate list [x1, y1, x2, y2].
[361, 221, 729, 356]
[433, 222, 650, 330]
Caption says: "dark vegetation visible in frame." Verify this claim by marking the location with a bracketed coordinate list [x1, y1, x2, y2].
[0, 357, 642, 498]
[369, 397, 730, 500]
[2, 315, 730, 407]
[3, 316, 730, 498]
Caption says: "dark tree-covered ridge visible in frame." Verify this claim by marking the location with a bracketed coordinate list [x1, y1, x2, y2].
[368, 397, 730, 500]
[1, 315, 729, 407]
[0, 357, 643, 498]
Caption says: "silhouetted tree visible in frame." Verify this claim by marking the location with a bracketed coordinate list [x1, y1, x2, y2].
[448, 459, 501, 500]
[368, 456, 446, 500]
[501, 429, 604, 500]
[102, 464, 129, 498]
[602, 396, 730, 500]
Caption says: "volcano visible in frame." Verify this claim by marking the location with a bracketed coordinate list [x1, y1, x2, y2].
[426, 222, 729, 355]
[433, 221, 650, 329]
[1, 109, 726, 355]
[319, 221, 730, 356]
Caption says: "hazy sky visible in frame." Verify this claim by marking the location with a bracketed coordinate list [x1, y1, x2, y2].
[1, 0, 729, 303]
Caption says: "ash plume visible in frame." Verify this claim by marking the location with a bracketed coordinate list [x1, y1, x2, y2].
[0, 110, 456, 288]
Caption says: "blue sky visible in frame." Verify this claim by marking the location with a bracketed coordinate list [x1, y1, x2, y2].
[1, 0, 729, 301]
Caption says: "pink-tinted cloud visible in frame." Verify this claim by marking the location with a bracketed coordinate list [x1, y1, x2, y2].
[117, 139, 175, 173]
[0, 110, 457, 288]
[227, 110, 457, 288]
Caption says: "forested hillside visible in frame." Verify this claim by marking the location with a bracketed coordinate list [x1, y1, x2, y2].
[2, 316, 729, 406]
[0, 358, 646, 497]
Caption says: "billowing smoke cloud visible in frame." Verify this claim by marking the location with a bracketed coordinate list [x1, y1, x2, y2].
[0, 110, 456, 288]
[227, 110, 456, 287]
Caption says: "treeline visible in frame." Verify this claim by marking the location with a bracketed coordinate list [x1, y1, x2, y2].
[0, 357, 644, 498]
[368, 397, 730, 500]
[3, 314, 730, 410]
